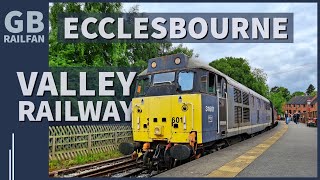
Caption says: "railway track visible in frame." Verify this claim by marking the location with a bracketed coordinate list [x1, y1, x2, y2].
[49, 155, 145, 177]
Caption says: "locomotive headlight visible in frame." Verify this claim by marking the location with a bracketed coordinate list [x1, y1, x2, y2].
[174, 57, 181, 65]
[154, 126, 162, 135]
[151, 61, 157, 68]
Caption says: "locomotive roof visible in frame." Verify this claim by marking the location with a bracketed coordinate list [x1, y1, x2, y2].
[138, 56, 270, 103]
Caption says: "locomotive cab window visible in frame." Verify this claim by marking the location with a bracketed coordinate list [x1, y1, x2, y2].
[135, 75, 151, 97]
[178, 71, 194, 91]
[153, 72, 175, 85]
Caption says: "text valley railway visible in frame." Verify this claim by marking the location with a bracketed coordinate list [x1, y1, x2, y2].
[17, 71, 136, 122]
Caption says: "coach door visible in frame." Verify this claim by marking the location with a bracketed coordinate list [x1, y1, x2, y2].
[217, 76, 227, 135]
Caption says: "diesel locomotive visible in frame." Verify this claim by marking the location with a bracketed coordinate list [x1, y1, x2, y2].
[119, 53, 276, 170]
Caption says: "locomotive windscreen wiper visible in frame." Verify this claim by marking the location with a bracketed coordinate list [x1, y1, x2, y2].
[153, 81, 173, 85]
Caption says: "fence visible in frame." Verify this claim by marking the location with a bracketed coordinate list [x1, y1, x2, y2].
[49, 125, 132, 161]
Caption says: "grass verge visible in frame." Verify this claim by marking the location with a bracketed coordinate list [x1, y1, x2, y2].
[49, 150, 123, 171]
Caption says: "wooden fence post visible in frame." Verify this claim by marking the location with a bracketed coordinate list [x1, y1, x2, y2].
[88, 134, 92, 153]
[114, 131, 118, 145]
[52, 137, 56, 160]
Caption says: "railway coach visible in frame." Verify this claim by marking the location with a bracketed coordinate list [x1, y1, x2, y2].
[119, 53, 275, 170]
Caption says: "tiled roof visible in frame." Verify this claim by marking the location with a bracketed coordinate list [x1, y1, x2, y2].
[287, 96, 314, 105]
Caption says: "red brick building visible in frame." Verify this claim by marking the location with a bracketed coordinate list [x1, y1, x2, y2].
[283, 95, 317, 123]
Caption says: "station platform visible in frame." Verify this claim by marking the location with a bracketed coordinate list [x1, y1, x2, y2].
[156, 122, 317, 177]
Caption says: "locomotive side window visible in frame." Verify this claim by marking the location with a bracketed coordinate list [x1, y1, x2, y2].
[200, 75, 207, 92]
[217, 76, 227, 98]
[208, 73, 216, 95]
[178, 71, 194, 91]
[135, 75, 151, 97]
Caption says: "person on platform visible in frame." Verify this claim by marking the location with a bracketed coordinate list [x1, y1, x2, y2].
[296, 112, 300, 124]
[285, 111, 289, 124]
[293, 113, 297, 124]
[287, 113, 292, 124]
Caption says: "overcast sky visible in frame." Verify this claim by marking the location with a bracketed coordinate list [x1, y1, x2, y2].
[122, 3, 317, 93]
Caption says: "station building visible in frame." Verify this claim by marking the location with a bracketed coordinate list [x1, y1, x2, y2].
[283, 95, 317, 123]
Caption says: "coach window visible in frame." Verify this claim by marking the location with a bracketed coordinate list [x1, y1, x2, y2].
[200, 75, 207, 93]
[178, 71, 194, 91]
[208, 73, 216, 95]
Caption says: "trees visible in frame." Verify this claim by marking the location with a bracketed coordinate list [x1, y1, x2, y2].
[291, 91, 305, 98]
[209, 57, 269, 97]
[306, 84, 315, 95]
[269, 92, 286, 114]
[49, 3, 195, 68]
[49, 3, 127, 67]
[269, 86, 291, 114]
[270, 86, 291, 101]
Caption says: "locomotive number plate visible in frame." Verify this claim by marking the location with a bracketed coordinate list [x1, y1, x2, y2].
[172, 117, 182, 126]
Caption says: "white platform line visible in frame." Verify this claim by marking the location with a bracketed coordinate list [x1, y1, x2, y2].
[12, 133, 14, 180]
[9, 149, 11, 180]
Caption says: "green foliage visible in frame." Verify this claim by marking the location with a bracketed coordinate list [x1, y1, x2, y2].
[270, 86, 291, 101]
[306, 84, 315, 95]
[269, 86, 291, 114]
[310, 91, 317, 97]
[291, 91, 305, 98]
[166, 44, 198, 58]
[269, 92, 286, 114]
[49, 150, 122, 171]
[209, 57, 269, 97]
[49, 3, 195, 68]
